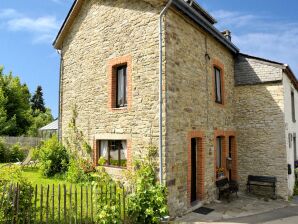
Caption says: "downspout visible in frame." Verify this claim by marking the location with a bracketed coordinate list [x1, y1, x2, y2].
[57, 49, 63, 142]
[159, 0, 173, 184]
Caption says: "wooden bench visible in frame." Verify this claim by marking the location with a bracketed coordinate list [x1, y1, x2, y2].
[247, 175, 277, 199]
[216, 177, 239, 201]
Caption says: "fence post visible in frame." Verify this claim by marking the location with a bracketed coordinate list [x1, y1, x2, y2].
[75, 186, 78, 224]
[34, 184, 38, 223]
[91, 185, 93, 223]
[46, 185, 49, 224]
[52, 184, 55, 223]
[40, 185, 43, 224]
[58, 184, 61, 223]
[64, 184, 67, 223]
[80, 185, 83, 224]
[70, 184, 72, 224]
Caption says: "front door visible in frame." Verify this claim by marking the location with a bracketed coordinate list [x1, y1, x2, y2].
[191, 138, 197, 203]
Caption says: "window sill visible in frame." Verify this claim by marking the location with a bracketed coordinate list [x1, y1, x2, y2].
[101, 165, 127, 170]
[110, 107, 129, 112]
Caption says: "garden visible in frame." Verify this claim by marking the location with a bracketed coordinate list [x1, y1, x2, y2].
[0, 134, 169, 224]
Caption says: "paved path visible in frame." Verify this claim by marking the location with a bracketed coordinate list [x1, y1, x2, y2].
[218, 205, 298, 224]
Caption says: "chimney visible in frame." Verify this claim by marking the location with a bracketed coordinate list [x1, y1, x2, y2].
[221, 30, 232, 41]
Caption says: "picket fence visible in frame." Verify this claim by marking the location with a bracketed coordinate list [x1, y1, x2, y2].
[0, 183, 127, 224]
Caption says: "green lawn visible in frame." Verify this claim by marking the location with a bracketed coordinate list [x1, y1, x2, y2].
[22, 166, 70, 186]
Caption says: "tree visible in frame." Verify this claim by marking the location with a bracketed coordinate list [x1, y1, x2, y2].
[0, 67, 32, 136]
[31, 85, 46, 113]
[27, 108, 54, 137]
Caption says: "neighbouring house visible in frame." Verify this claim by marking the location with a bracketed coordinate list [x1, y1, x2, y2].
[53, 0, 298, 217]
[38, 119, 58, 138]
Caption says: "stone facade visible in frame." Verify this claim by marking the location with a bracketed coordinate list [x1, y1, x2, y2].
[164, 9, 236, 215]
[56, 0, 298, 218]
[234, 83, 288, 198]
[60, 0, 163, 162]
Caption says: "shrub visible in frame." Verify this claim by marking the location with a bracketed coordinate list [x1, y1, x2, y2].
[9, 143, 26, 162]
[0, 165, 34, 223]
[93, 158, 122, 224]
[0, 138, 8, 163]
[126, 146, 168, 224]
[39, 136, 69, 177]
[66, 157, 92, 183]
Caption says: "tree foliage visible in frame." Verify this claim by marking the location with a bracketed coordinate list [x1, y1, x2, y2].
[0, 66, 53, 136]
[31, 85, 46, 113]
[0, 67, 32, 135]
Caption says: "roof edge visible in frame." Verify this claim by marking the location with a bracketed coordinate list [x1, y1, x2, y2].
[53, 0, 82, 50]
[239, 53, 298, 90]
[172, 0, 239, 54]
[284, 66, 298, 90]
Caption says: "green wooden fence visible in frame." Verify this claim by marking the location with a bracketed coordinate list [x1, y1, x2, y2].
[0, 183, 127, 224]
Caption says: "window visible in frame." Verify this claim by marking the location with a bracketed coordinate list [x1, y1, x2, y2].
[216, 137, 223, 168]
[108, 55, 131, 111]
[116, 65, 127, 108]
[291, 90, 296, 122]
[214, 67, 222, 104]
[99, 140, 127, 167]
[294, 134, 297, 161]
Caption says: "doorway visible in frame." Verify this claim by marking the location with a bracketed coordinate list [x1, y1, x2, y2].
[191, 138, 197, 203]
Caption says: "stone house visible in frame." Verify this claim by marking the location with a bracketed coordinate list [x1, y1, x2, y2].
[53, 0, 298, 216]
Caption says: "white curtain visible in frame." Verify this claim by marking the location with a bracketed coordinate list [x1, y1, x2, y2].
[120, 140, 127, 160]
[215, 69, 222, 102]
[100, 140, 108, 160]
[118, 68, 124, 106]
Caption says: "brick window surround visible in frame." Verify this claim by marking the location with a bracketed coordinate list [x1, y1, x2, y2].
[187, 131, 205, 204]
[212, 59, 225, 106]
[108, 55, 132, 111]
[93, 139, 132, 169]
[214, 130, 238, 181]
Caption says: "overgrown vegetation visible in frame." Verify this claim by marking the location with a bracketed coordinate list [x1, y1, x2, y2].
[0, 138, 26, 163]
[126, 146, 168, 224]
[0, 165, 34, 223]
[38, 136, 69, 177]
[0, 66, 53, 137]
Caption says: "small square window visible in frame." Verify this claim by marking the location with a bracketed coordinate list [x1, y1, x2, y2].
[99, 140, 127, 167]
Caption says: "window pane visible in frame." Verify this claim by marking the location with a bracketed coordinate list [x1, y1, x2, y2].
[215, 68, 222, 103]
[216, 137, 222, 168]
[124, 68, 127, 106]
[291, 91, 296, 122]
[120, 140, 127, 167]
[100, 140, 109, 163]
[117, 67, 124, 107]
[109, 140, 120, 166]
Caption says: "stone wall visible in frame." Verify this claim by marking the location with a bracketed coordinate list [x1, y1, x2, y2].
[165, 9, 236, 216]
[234, 82, 288, 199]
[60, 0, 164, 171]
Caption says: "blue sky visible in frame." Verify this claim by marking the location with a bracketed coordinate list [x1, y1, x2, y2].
[0, 0, 297, 118]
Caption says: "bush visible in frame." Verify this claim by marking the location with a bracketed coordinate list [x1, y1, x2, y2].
[0, 139, 26, 163]
[94, 158, 122, 224]
[0, 165, 34, 223]
[66, 158, 92, 183]
[0, 138, 8, 163]
[39, 136, 69, 177]
[9, 143, 26, 162]
[126, 146, 168, 224]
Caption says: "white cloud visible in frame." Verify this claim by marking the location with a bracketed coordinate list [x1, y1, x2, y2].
[0, 9, 20, 18]
[8, 16, 59, 33]
[0, 9, 60, 44]
[211, 9, 298, 77]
